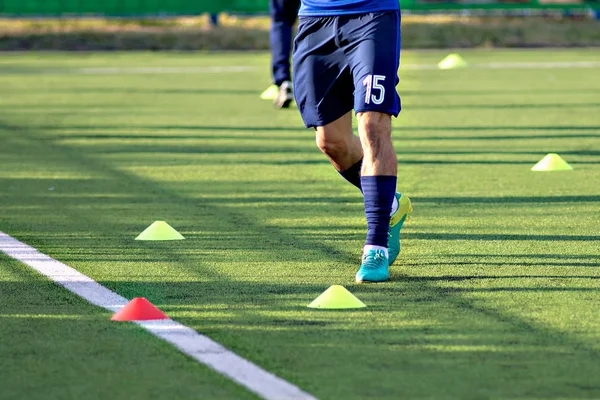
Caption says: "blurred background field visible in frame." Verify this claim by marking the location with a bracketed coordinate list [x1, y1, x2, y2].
[1, 0, 599, 50]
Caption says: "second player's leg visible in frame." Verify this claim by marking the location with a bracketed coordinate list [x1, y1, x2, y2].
[270, 0, 300, 108]
[269, 0, 299, 86]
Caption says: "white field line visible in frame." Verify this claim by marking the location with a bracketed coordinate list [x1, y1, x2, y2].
[0, 232, 318, 400]
[473, 61, 600, 69]
[402, 61, 600, 70]
[0, 66, 258, 75]
[2, 60, 599, 75]
[77, 66, 257, 74]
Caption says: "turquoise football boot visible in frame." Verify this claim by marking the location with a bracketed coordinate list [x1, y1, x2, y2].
[388, 193, 412, 265]
[355, 248, 389, 283]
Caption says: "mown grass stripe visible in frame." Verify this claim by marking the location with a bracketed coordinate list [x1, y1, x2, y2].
[0, 231, 318, 400]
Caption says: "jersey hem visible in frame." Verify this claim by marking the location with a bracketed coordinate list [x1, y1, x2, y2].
[354, 108, 401, 118]
[298, 6, 399, 17]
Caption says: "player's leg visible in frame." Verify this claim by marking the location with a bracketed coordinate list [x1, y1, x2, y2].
[269, 0, 300, 108]
[339, 112, 410, 264]
[315, 112, 363, 190]
[293, 16, 364, 190]
[354, 111, 398, 282]
[341, 11, 409, 281]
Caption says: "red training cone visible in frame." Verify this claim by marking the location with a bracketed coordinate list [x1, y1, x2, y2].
[111, 297, 169, 321]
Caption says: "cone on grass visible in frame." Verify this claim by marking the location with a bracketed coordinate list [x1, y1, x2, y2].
[135, 221, 184, 241]
[531, 153, 573, 171]
[260, 84, 279, 100]
[111, 298, 169, 321]
[438, 54, 468, 70]
[307, 285, 367, 309]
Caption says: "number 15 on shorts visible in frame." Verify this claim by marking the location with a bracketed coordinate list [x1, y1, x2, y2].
[363, 74, 386, 105]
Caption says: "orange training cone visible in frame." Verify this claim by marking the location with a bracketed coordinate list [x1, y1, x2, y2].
[111, 298, 169, 321]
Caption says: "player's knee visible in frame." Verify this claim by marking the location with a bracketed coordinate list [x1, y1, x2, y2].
[315, 131, 347, 158]
[358, 112, 391, 141]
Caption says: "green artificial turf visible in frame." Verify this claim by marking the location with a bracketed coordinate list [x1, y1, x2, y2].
[0, 49, 599, 400]
[0, 255, 259, 400]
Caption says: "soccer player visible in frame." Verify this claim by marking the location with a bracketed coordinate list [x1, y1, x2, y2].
[270, 0, 300, 108]
[292, 0, 412, 282]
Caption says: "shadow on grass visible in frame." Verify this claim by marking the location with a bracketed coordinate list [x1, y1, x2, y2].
[18, 88, 260, 96]
[411, 232, 600, 241]
[2, 119, 600, 398]
[413, 195, 600, 204]
[4, 121, 600, 133]
[406, 102, 600, 110]
[7, 87, 600, 97]
[404, 260, 599, 268]
[401, 88, 600, 96]
[397, 275, 598, 282]
[447, 253, 599, 260]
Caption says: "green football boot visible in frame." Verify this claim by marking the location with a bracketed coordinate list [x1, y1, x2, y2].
[356, 248, 389, 283]
[388, 193, 412, 265]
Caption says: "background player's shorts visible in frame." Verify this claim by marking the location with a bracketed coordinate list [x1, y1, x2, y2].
[293, 10, 401, 128]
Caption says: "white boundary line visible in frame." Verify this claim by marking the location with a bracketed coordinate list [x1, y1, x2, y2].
[0, 231, 318, 400]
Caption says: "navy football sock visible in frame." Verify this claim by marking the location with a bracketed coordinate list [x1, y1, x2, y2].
[361, 175, 397, 248]
[339, 158, 363, 191]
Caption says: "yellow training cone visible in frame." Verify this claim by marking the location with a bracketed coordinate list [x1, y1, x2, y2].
[135, 221, 185, 241]
[531, 153, 573, 171]
[307, 285, 366, 309]
[438, 54, 468, 70]
[260, 84, 279, 100]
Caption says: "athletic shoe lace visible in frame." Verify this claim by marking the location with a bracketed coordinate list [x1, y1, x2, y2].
[362, 251, 386, 268]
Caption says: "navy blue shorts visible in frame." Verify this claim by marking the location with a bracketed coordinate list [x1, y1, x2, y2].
[292, 11, 401, 128]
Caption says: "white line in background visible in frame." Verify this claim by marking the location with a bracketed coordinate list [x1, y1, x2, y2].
[2, 61, 599, 75]
[474, 61, 600, 69]
[75, 61, 600, 73]
[401, 61, 600, 70]
[0, 232, 318, 400]
[77, 66, 258, 74]
[70, 61, 600, 74]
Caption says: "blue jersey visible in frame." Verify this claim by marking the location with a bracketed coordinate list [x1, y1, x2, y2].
[299, 0, 399, 16]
